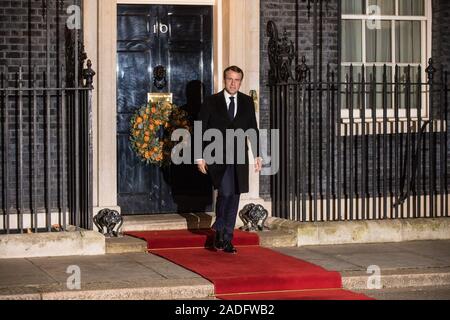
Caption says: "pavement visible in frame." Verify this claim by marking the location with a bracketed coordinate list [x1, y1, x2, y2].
[0, 236, 449, 300]
[272, 240, 450, 300]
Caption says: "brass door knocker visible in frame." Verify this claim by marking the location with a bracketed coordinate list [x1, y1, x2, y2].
[153, 65, 167, 90]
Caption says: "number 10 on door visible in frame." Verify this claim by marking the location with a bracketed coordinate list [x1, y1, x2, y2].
[153, 23, 168, 34]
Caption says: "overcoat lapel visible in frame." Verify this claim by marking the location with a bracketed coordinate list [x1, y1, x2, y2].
[217, 90, 231, 124]
[232, 92, 245, 125]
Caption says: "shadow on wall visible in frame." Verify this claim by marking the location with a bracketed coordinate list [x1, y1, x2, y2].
[162, 80, 214, 214]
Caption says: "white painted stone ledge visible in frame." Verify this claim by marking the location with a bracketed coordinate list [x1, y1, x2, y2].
[267, 217, 450, 246]
[0, 230, 105, 259]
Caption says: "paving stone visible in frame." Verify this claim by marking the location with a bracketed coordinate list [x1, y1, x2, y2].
[125, 252, 171, 264]
[335, 251, 450, 270]
[28, 254, 167, 284]
[273, 247, 363, 271]
[388, 240, 450, 263]
[148, 263, 202, 280]
[0, 259, 56, 287]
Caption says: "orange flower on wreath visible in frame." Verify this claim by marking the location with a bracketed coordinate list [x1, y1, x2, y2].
[129, 100, 190, 167]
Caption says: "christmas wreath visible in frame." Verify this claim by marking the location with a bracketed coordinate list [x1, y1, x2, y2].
[130, 100, 191, 167]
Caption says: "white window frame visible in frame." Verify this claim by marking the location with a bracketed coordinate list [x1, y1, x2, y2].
[340, 0, 432, 122]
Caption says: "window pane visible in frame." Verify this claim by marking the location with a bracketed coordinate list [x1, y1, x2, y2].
[342, 20, 363, 62]
[341, 66, 363, 110]
[398, 0, 425, 16]
[396, 21, 421, 63]
[366, 66, 393, 109]
[398, 66, 421, 83]
[342, 0, 365, 14]
[397, 66, 421, 109]
[368, 0, 395, 15]
[366, 21, 392, 63]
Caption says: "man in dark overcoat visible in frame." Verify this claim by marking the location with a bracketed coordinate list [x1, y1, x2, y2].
[197, 66, 262, 254]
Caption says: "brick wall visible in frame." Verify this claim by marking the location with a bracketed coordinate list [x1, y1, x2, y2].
[0, 0, 79, 84]
[259, 0, 339, 200]
[0, 0, 81, 215]
[432, 0, 450, 70]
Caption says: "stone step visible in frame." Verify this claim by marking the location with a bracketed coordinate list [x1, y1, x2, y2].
[0, 279, 214, 300]
[105, 235, 147, 254]
[341, 267, 450, 290]
[353, 285, 450, 300]
[257, 229, 297, 247]
[121, 213, 214, 232]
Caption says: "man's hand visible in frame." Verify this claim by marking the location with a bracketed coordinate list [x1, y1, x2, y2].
[254, 157, 262, 173]
[197, 159, 208, 175]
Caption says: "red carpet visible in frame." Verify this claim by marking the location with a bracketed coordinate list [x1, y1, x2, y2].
[126, 229, 259, 249]
[126, 229, 373, 300]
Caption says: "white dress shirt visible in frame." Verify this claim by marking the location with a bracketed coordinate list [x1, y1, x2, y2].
[224, 90, 238, 118]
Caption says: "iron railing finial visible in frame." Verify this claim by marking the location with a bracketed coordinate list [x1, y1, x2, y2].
[426, 58, 436, 82]
[83, 59, 95, 89]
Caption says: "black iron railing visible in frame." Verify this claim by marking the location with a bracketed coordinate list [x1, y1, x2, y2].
[0, 63, 94, 234]
[0, 0, 94, 234]
[267, 21, 449, 222]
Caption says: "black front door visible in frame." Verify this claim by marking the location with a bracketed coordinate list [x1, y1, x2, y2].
[117, 5, 213, 215]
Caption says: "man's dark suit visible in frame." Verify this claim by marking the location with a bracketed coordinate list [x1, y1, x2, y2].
[197, 90, 259, 244]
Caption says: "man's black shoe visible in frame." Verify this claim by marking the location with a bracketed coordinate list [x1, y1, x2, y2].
[223, 241, 237, 254]
[214, 230, 224, 250]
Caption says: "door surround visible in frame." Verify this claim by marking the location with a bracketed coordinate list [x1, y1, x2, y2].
[83, 0, 261, 218]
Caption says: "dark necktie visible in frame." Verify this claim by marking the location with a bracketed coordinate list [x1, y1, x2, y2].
[228, 96, 235, 120]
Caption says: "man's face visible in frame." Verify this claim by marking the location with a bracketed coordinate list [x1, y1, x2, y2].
[224, 70, 242, 96]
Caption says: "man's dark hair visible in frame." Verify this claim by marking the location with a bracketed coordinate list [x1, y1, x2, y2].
[223, 66, 244, 80]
